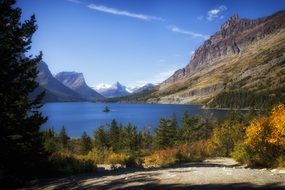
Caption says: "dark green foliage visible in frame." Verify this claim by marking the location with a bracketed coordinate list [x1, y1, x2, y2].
[109, 119, 120, 151]
[93, 122, 143, 154]
[0, 0, 47, 187]
[48, 152, 96, 175]
[103, 106, 110, 112]
[94, 127, 109, 150]
[207, 87, 285, 109]
[139, 125, 153, 153]
[179, 112, 200, 143]
[124, 123, 139, 152]
[59, 126, 69, 149]
[80, 132, 92, 154]
[42, 128, 58, 153]
[155, 116, 178, 149]
[178, 112, 215, 144]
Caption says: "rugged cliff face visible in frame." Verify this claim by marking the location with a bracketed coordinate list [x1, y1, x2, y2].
[163, 11, 285, 85]
[35, 62, 83, 102]
[152, 11, 285, 106]
[55, 72, 104, 101]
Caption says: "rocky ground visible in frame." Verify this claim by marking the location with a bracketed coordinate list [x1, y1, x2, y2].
[25, 158, 285, 190]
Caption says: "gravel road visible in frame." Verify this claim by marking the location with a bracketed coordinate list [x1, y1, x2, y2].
[27, 158, 285, 190]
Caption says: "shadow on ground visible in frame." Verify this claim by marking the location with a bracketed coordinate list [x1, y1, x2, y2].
[25, 161, 284, 190]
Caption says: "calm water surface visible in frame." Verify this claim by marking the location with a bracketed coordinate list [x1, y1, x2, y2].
[41, 102, 228, 137]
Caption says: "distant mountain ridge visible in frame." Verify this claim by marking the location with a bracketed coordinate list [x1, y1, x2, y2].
[132, 83, 156, 94]
[163, 11, 285, 86]
[94, 82, 131, 98]
[55, 72, 104, 101]
[139, 11, 285, 108]
[34, 61, 84, 102]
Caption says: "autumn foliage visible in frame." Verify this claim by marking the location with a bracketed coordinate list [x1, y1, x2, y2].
[143, 140, 210, 167]
[233, 104, 285, 167]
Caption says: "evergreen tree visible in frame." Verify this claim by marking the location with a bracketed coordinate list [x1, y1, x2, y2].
[169, 113, 178, 145]
[0, 0, 47, 186]
[124, 123, 138, 152]
[58, 126, 69, 149]
[80, 131, 92, 154]
[199, 111, 215, 140]
[94, 127, 109, 150]
[179, 112, 200, 143]
[109, 119, 120, 151]
[141, 124, 153, 151]
[42, 128, 58, 153]
[155, 118, 173, 149]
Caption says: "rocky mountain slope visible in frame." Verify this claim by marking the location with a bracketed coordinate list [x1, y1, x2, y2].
[94, 82, 130, 98]
[133, 83, 156, 94]
[55, 72, 104, 101]
[147, 11, 285, 108]
[34, 61, 84, 102]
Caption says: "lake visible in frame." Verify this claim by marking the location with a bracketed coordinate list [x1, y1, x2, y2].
[41, 102, 229, 137]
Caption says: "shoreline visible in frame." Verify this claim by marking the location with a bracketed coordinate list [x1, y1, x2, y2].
[43, 101, 260, 111]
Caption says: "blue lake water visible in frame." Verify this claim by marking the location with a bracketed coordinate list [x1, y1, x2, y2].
[41, 102, 229, 137]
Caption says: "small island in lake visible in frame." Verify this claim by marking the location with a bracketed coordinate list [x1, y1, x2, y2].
[103, 106, 110, 112]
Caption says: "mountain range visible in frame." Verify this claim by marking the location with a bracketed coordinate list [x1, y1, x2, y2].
[115, 11, 285, 108]
[33, 61, 84, 102]
[94, 82, 131, 98]
[33, 11, 285, 108]
[55, 72, 104, 101]
[33, 63, 155, 102]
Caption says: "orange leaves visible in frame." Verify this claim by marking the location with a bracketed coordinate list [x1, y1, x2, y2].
[233, 104, 285, 167]
[269, 104, 285, 147]
[143, 141, 210, 167]
[244, 104, 285, 148]
[244, 117, 269, 147]
[144, 148, 178, 167]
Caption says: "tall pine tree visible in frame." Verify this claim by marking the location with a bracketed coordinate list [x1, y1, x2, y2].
[80, 131, 92, 154]
[0, 0, 47, 186]
[109, 119, 120, 151]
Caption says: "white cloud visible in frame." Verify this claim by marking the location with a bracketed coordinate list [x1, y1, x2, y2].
[168, 25, 209, 40]
[87, 4, 163, 21]
[130, 67, 179, 87]
[207, 5, 227, 21]
[93, 83, 112, 91]
[66, 0, 83, 4]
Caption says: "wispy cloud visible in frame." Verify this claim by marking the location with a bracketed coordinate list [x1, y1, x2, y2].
[87, 4, 163, 21]
[168, 25, 209, 40]
[151, 67, 181, 84]
[207, 5, 227, 21]
[66, 0, 83, 4]
[131, 67, 179, 86]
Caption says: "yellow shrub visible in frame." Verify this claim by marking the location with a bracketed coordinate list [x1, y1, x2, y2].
[49, 152, 97, 174]
[144, 148, 178, 167]
[233, 104, 285, 167]
[86, 148, 131, 166]
[144, 141, 209, 167]
[268, 104, 285, 147]
[178, 141, 210, 162]
[107, 152, 129, 165]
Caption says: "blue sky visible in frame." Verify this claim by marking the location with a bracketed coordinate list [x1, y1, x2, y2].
[17, 0, 285, 88]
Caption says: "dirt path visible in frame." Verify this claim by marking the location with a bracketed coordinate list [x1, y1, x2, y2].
[28, 158, 285, 190]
